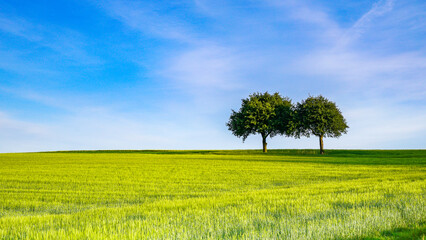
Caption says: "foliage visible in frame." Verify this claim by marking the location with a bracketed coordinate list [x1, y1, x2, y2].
[294, 95, 348, 154]
[295, 95, 348, 138]
[0, 150, 425, 239]
[275, 100, 296, 136]
[227, 92, 293, 152]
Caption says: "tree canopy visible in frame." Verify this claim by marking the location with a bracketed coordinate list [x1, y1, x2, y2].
[294, 95, 348, 154]
[226, 92, 293, 153]
[227, 93, 348, 154]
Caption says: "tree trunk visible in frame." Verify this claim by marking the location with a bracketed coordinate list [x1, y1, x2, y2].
[319, 135, 324, 155]
[262, 135, 267, 153]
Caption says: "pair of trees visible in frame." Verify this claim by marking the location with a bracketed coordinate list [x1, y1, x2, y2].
[227, 92, 348, 154]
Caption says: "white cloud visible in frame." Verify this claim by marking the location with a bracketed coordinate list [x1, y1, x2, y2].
[265, 0, 342, 43]
[100, 0, 196, 43]
[0, 14, 101, 66]
[0, 49, 58, 76]
[163, 45, 245, 90]
[284, 0, 426, 100]
[297, 51, 426, 82]
[2, 0, 425, 152]
[0, 107, 249, 152]
[0, 112, 48, 136]
[336, 105, 426, 149]
[338, 0, 394, 47]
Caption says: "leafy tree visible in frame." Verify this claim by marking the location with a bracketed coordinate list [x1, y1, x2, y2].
[275, 101, 296, 137]
[227, 92, 293, 153]
[295, 95, 348, 154]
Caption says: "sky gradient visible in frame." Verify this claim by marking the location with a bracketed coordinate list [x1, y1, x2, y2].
[1, 0, 425, 152]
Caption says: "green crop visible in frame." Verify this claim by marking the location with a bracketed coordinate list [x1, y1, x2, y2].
[0, 150, 425, 239]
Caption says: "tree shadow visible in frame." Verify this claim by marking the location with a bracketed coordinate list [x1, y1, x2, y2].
[38, 149, 426, 166]
[340, 224, 425, 240]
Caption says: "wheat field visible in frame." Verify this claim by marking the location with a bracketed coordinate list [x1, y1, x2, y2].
[0, 150, 425, 239]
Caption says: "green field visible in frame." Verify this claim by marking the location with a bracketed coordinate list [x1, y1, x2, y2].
[0, 150, 425, 239]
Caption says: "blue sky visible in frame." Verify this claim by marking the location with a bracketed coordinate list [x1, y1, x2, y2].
[0, 0, 425, 152]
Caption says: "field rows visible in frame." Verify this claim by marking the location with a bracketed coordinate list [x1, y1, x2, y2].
[0, 150, 425, 239]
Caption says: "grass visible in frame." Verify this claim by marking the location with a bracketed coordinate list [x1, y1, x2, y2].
[0, 149, 424, 239]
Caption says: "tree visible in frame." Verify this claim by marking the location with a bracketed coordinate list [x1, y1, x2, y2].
[227, 92, 293, 153]
[295, 95, 348, 154]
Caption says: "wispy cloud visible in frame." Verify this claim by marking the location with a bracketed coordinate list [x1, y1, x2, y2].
[97, 0, 251, 97]
[0, 13, 101, 66]
[1, 0, 425, 152]
[340, 105, 426, 148]
[282, 0, 426, 100]
[265, 0, 342, 43]
[0, 107, 243, 153]
[0, 48, 58, 76]
[99, 0, 197, 43]
[163, 45, 245, 90]
[297, 51, 426, 83]
[338, 0, 394, 47]
[0, 111, 48, 137]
